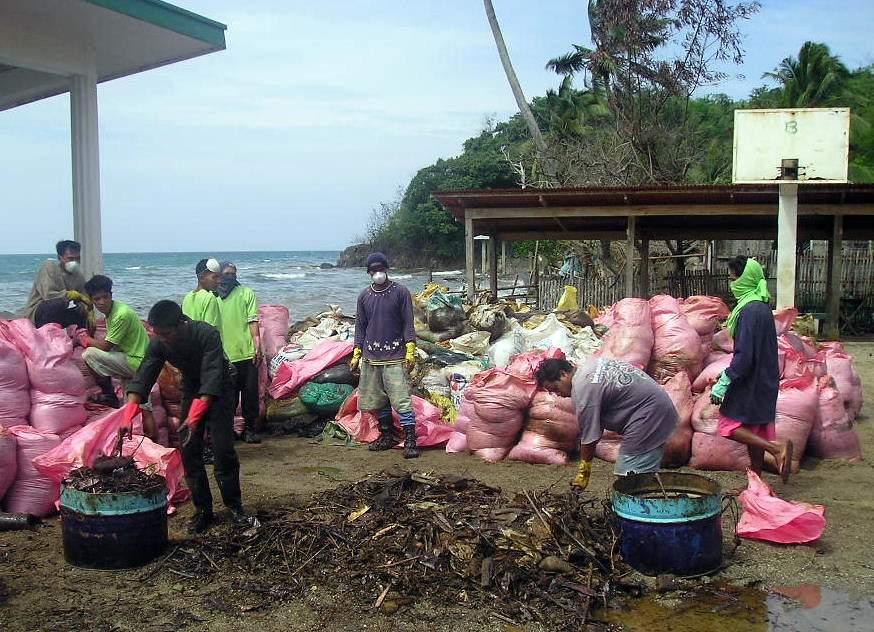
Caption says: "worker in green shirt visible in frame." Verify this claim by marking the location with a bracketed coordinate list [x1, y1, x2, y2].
[79, 275, 156, 439]
[182, 258, 222, 328]
[217, 262, 262, 444]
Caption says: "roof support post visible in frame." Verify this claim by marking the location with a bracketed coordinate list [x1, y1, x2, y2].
[824, 214, 843, 340]
[639, 238, 650, 299]
[500, 239, 507, 275]
[465, 216, 475, 302]
[776, 183, 798, 309]
[70, 72, 103, 279]
[488, 236, 498, 303]
[625, 216, 636, 298]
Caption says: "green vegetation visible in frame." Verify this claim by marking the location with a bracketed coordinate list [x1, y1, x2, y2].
[364, 40, 874, 267]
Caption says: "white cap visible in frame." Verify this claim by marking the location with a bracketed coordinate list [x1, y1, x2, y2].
[206, 258, 221, 273]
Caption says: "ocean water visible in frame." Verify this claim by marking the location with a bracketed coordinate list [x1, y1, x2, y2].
[0, 251, 449, 320]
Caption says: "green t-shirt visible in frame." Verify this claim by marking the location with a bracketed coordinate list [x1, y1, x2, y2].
[182, 289, 222, 330]
[104, 300, 150, 371]
[219, 285, 259, 363]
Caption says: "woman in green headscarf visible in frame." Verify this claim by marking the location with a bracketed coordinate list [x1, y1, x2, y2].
[711, 257, 793, 484]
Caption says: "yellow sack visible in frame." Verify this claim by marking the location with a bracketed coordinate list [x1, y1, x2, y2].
[555, 285, 579, 312]
[427, 393, 457, 424]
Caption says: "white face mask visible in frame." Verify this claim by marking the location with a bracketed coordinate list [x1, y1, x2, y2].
[64, 260, 80, 274]
[370, 271, 387, 284]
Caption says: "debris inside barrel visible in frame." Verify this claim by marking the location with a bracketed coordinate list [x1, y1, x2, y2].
[65, 458, 166, 495]
[153, 470, 634, 629]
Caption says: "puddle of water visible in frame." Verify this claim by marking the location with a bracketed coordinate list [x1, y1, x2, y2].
[291, 466, 343, 476]
[597, 582, 874, 632]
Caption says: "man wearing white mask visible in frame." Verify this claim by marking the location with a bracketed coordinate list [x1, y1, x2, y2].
[350, 252, 419, 458]
[23, 240, 91, 329]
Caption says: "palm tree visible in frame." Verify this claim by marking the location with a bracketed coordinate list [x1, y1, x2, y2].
[483, 0, 550, 168]
[764, 42, 850, 107]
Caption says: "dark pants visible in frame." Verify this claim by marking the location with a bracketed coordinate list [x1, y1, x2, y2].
[181, 391, 242, 514]
[34, 297, 86, 329]
[232, 359, 260, 431]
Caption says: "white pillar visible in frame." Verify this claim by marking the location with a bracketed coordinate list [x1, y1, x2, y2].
[70, 73, 103, 278]
[465, 218, 475, 302]
[500, 240, 507, 274]
[776, 183, 798, 309]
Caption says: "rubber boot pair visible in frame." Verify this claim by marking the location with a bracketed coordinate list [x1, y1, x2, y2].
[368, 412, 419, 459]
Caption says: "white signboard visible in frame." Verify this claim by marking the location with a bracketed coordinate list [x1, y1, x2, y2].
[732, 108, 850, 183]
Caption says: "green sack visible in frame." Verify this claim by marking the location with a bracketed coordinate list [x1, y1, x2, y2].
[427, 291, 463, 313]
[300, 382, 355, 416]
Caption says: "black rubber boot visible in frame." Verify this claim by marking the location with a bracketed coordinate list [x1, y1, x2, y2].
[403, 426, 420, 459]
[189, 510, 214, 534]
[369, 415, 398, 451]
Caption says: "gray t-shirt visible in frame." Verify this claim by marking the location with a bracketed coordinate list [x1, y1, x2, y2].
[572, 358, 678, 456]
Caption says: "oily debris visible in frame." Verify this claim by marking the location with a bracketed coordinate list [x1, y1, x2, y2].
[152, 468, 639, 630]
[65, 459, 166, 495]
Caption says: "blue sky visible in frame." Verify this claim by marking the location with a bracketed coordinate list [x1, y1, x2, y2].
[1, 0, 871, 254]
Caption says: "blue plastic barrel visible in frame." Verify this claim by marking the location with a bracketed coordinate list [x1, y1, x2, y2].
[612, 472, 723, 577]
[60, 483, 168, 569]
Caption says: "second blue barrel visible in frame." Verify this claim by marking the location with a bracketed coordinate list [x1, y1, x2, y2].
[612, 472, 723, 577]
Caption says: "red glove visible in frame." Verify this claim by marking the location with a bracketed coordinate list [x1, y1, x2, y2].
[120, 401, 141, 437]
[76, 328, 91, 348]
[186, 398, 210, 430]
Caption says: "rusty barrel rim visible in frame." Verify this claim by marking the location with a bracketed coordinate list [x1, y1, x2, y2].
[612, 472, 722, 524]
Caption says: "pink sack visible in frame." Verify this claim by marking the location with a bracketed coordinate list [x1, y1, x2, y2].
[661, 372, 694, 467]
[70, 347, 100, 396]
[691, 389, 720, 435]
[0, 426, 17, 501]
[506, 347, 565, 380]
[507, 432, 568, 466]
[772, 375, 819, 471]
[508, 391, 578, 465]
[0, 335, 31, 420]
[689, 432, 751, 471]
[704, 349, 729, 368]
[32, 407, 190, 512]
[712, 329, 734, 354]
[464, 369, 538, 461]
[258, 305, 290, 360]
[822, 349, 863, 421]
[737, 470, 826, 544]
[681, 296, 730, 336]
[2, 425, 61, 517]
[595, 430, 622, 463]
[269, 339, 353, 399]
[445, 401, 471, 454]
[807, 379, 862, 461]
[692, 354, 733, 392]
[29, 390, 87, 433]
[334, 390, 454, 448]
[4, 320, 87, 396]
[773, 308, 798, 336]
[596, 298, 654, 370]
[648, 295, 703, 381]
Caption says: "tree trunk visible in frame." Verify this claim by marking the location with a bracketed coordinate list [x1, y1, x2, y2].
[483, 0, 551, 166]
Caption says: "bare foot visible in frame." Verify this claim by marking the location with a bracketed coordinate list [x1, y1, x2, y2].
[778, 440, 794, 484]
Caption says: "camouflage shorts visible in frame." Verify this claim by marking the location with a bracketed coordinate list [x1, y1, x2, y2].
[358, 360, 413, 414]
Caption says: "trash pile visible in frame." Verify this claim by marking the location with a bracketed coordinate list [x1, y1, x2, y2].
[156, 469, 633, 630]
[64, 459, 166, 495]
[0, 319, 189, 517]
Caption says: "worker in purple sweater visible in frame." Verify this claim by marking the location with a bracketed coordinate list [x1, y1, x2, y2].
[350, 252, 419, 458]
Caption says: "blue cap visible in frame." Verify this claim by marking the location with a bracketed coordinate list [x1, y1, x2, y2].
[365, 252, 389, 272]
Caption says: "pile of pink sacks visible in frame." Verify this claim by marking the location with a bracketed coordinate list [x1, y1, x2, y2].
[687, 309, 863, 471]
[0, 319, 186, 517]
[446, 348, 578, 465]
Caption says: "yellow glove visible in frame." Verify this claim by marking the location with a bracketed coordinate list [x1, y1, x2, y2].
[405, 342, 416, 369]
[572, 460, 592, 490]
[67, 290, 91, 306]
[350, 347, 362, 371]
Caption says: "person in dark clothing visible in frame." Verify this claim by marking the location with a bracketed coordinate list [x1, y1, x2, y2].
[350, 252, 419, 458]
[122, 300, 254, 533]
[711, 256, 793, 483]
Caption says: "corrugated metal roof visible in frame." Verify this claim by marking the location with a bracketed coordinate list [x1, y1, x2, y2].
[433, 183, 874, 219]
